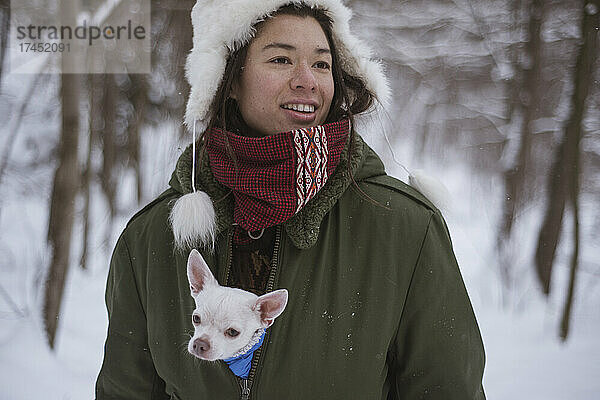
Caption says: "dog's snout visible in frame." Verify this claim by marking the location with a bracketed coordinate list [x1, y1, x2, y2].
[189, 335, 215, 360]
[193, 338, 210, 353]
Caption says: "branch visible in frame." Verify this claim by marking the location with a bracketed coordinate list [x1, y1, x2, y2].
[0, 282, 26, 318]
[463, 0, 505, 73]
[0, 62, 50, 189]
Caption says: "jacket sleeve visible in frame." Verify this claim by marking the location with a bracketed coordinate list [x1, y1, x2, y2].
[95, 234, 169, 400]
[390, 212, 486, 399]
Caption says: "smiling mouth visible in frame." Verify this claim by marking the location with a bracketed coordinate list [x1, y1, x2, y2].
[281, 103, 316, 113]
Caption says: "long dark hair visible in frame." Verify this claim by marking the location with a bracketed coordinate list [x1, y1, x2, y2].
[205, 3, 375, 135]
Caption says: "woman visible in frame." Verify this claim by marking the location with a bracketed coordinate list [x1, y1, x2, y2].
[96, 1, 486, 399]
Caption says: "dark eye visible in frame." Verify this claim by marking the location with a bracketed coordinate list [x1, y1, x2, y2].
[225, 328, 240, 337]
[314, 61, 330, 70]
[192, 314, 201, 325]
[270, 57, 290, 64]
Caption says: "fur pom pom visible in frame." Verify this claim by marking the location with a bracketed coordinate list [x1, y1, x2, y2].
[169, 191, 216, 250]
[409, 169, 452, 213]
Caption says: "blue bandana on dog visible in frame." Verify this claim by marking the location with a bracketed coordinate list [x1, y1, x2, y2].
[223, 328, 266, 379]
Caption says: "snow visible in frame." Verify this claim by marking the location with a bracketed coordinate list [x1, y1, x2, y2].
[2, 1, 599, 398]
[3, 121, 598, 400]
[0, 266, 107, 400]
[481, 306, 600, 400]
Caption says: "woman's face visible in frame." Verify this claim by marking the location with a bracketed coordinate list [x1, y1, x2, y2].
[231, 14, 335, 136]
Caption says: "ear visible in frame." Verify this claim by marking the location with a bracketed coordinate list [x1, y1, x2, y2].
[254, 289, 288, 328]
[187, 249, 218, 296]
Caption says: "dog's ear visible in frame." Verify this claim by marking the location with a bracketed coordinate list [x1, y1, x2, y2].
[254, 289, 288, 328]
[187, 249, 218, 295]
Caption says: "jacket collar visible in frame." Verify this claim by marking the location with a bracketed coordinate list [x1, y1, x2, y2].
[169, 131, 366, 249]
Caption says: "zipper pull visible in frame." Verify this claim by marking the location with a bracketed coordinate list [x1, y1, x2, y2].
[239, 379, 251, 400]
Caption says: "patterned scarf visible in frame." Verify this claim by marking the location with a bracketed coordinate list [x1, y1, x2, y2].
[207, 119, 349, 238]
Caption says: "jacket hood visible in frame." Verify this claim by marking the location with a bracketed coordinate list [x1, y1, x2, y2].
[169, 132, 386, 249]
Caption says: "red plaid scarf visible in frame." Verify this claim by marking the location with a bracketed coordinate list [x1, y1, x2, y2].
[207, 119, 350, 238]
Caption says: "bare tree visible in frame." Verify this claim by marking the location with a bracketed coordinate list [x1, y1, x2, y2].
[44, 0, 81, 349]
[0, 0, 9, 86]
[535, 1, 598, 297]
[500, 0, 545, 241]
[496, 0, 546, 297]
[126, 74, 146, 204]
[151, 0, 193, 137]
[80, 74, 101, 270]
[100, 74, 118, 220]
[553, 1, 599, 339]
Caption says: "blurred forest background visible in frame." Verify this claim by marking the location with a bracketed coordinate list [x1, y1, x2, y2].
[0, 0, 599, 398]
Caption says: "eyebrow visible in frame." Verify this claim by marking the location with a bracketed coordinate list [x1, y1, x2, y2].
[262, 42, 331, 55]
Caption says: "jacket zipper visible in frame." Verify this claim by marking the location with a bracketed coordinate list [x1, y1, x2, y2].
[231, 226, 283, 400]
[239, 379, 251, 400]
[223, 229, 235, 285]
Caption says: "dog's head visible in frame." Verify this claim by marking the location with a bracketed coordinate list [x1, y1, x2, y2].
[186, 249, 288, 361]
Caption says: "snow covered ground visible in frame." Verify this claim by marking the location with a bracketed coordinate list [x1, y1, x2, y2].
[4, 0, 598, 397]
[1, 123, 599, 400]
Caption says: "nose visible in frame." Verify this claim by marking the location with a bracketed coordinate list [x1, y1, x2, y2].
[290, 62, 317, 92]
[192, 338, 210, 355]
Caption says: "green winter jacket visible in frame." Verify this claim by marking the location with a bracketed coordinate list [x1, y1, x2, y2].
[96, 133, 486, 400]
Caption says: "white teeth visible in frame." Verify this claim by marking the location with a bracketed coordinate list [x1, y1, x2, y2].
[283, 104, 315, 113]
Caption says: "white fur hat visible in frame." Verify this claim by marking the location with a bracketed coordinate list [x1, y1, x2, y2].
[184, 0, 391, 130]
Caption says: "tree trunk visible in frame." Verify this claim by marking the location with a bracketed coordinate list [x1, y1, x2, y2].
[153, 1, 192, 136]
[80, 74, 99, 270]
[497, 0, 524, 294]
[500, 0, 544, 242]
[497, 0, 544, 297]
[0, 0, 9, 86]
[560, 165, 580, 341]
[127, 75, 146, 205]
[101, 74, 117, 220]
[535, 141, 567, 294]
[44, 0, 80, 349]
[171, 6, 192, 140]
[559, 0, 599, 338]
[536, 0, 598, 296]
[44, 82, 80, 348]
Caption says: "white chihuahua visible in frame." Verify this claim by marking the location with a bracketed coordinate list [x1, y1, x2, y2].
[186, 249, 288, 362]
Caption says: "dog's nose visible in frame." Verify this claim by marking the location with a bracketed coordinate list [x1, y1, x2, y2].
[193, 338, 210, 354]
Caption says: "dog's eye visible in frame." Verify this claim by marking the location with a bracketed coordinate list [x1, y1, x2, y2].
[192, 314, 201, 325]
[225, 328, 240, 337]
